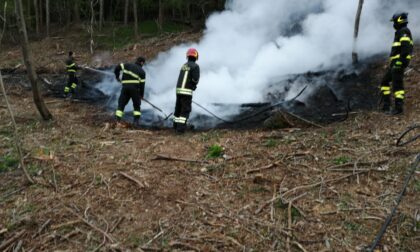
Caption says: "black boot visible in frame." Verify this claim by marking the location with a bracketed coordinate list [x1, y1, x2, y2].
[390, 99, 404, 115]
[381, 95, 391, 113]
[133, 117, 141, 128]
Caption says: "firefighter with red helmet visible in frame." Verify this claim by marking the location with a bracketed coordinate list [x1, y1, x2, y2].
[173, 48, 200, 133]
[380, 12, 414, 115]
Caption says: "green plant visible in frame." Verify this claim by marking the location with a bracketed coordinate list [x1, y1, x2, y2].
[264, 139, 278, 148]
[414, 179, 420, 192]
[333, 156, 351, 165]
[206, 144, 224, 159]
[344, 221, 362, 232]
[0, 154, 19, 172]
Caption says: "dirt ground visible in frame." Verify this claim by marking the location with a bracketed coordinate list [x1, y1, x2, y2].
[0, 38, 419, 251]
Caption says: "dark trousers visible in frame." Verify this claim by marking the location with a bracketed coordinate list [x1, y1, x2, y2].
[380, 67, 405, 101]
[65, 74, 78, 94]
[116, 85, 142, 119]
[173, 95, 192, 131]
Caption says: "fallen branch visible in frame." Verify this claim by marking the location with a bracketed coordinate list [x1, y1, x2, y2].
[169, 241, 199, 251]
[287, 202, 292, 252]
[246, 161, 282, 174]
[119, 172, 146, 189]
[292, 241, 308, 252]
[281, 110, 324, 128]
[65, 207, 116, 243]
[110, 217, 124, 233]
[0, 230, 25, 250]
[282, 171, 367, 198]
[51, 220, 81, 230]
[320, 207, 386, 216]
[32, 219, 51, 238]
[327, 160, 389, 170]
[152, 154, 208, 163]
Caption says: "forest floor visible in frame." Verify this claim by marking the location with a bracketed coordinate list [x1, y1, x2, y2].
[0, 31, 419, 252]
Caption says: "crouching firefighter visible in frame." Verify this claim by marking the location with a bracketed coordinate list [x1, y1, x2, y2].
[64, 51, 79, 98]
[114, 57, 146, 127]
[173, 48, 200, 133]
[380, 12, 414, 115]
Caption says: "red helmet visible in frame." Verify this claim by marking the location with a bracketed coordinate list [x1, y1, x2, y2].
[186, 48, 199, 60]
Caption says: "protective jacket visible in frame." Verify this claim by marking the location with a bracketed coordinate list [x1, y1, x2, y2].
[64, 56, 79, 95]
[65, 56, 78, 74]
[114, 63, 146, 120]
[176, 60, 200, 96]
[390, 26, 414, 68]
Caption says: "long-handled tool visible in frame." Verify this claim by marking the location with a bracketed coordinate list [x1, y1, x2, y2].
[82, 66, 114, 76]
[142, 98, 172, 120]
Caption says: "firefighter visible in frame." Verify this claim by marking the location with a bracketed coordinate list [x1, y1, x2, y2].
[64, 51, 79, 98]
[173, 48, 200, 133]
[380, 12, 414, 115]
[114, 57, 146, 127]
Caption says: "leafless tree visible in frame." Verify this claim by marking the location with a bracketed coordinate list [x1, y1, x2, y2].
[133, 0, 138, 38]
[14, 0, 52, 120]
[352, 0, 364, 64]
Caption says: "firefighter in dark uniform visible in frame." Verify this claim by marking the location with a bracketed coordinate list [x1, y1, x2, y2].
[380, 12, 414, 115]
[114, 57, 146, 126]
[64, 51, 79, 97]
[173, 48, 200, 133]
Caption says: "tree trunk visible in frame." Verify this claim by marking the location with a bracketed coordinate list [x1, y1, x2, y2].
[74, 0, 80, 24]
[133, 0, 138, 38]
[34, 0, 39, 35]
[14, 0, 52, 120]
[46, 0, 49, 36]
[158, 0, 163, 32]
[89, 0, 95, 54]
[124, 0, 129, 25]
[352, 0, 364, 65]
[99, 0, 104, 31]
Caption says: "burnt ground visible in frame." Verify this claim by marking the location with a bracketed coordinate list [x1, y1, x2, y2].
[0, 40, 420, 251]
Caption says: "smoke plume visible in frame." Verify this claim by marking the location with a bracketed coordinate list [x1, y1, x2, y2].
[99, 0, 420, 122]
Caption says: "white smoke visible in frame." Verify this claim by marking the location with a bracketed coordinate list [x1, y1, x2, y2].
[99, 0, 420, 121]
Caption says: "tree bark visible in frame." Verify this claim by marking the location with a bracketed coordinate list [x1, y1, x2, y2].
[99, 0, 104, 31]
[158, 0, 163, 32]
[14, 0, 52, 120]
[74, 0, 80, 24]
[133, 0, 138, 38]
[46, 0, 49, 37]
[124, 0, 129, 25]
[352, 0, 364, 64]
[34, 0, 39, 35]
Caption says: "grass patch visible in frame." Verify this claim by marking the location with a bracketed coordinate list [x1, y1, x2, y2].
[205, 144, 224, 159]
[263, 139, 279, 148]
[413, 179, 420, 192]
[27, 164, 42, 176]
[343, 221, 363, 232]
[333, 156, 351, 165]
[0, 154, 19, 173]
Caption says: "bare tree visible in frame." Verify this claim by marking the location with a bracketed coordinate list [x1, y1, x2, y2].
[352, 0, 364, 64]
[99, 0, 104, 31]
[33, 0, 39, 35]
[14, 0, 52, 120]
[1, 2, 35, 184]
[133, 0, 138, 38]
[124, 0, 129, 25]
[74, 0, 80, 24]
[89, 0, 98, 54]
[157, 0, 163, 32]
[46, 0, 49, 36]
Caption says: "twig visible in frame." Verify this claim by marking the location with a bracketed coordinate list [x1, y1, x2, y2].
[0, 188, 25, 202]
[109, 216, 124, 233]
[292, 241, 308, 252]
[327, 160, 389, 170]
[320, 207, 386, 215]
[13, 240, 23, 252]
[280, 110, 324, 128]
[152, 154, 208, 163]
[65, 207, 116, 243]
[119, 172, 146, 188]
[282, 171, 367, 198]
[51, 220, 81, 230]
[255, 192, 307, 215]
[246, 161, 282, 174]
[0, 230, 25, 250]
[169, 241, 199, 251]
[32, 219, 51, 238]
[144, 230, 164, 246]
[287, 202, 292, 252]
[0, 228, 7, 235]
